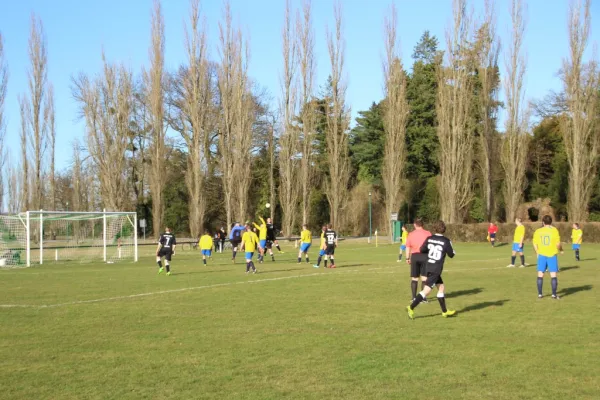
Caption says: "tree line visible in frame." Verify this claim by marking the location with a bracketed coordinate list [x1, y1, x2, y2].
[0, 0, 598, 238]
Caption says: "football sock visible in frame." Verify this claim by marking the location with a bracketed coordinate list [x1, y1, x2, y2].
[411, 280, 418, 299]
[298, 257, 302, 263]
[437, 293, 447, 313]
[398, 254, 402, 261]
[537, 277, 543, 295]
[306, 257, 309, 263]
[317, 256, 322, 266]
[157, 260, 162, 268]
[410, 293, 425, 310]
[276, 245, 282, 252]
[551, 277, 558, 296]
[165, 263, 170, 273]
[246, 262, 251, 272]
[233, 251, 237, 259]
[324, 260, 328, 268]
[250, 261, 256, 271]
[511, 255, 516, 265]
[520, 255, 525, 265]
[271, 255, 275, 261]
[203, 258, 206, 265]
[575, 250, 580, 260]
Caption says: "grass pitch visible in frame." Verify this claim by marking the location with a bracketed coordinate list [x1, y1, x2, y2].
[1, 241, 599, 400]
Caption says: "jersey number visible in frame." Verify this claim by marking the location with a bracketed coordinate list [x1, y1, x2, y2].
[542, 235, 550, 246]
[164, 237, 172, 247]
[326, 233, 335, 243]
[428, 244, 443, 261]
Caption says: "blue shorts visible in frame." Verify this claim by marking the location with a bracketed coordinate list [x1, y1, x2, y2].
[245, 252, 254, 260]
[201, 250, 212, 256]
[489, 233, 496, 239]
[572, 244, 581, 250]
[300, 243, 311, 252]
[512, 243, 523, 252]
[319, 249, 326, 257]
[537, 255, 559, 273]
[400, 245, 406, 251]
[259, 240, 267, 249]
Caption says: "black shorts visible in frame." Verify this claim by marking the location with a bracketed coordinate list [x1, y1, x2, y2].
[489, 233, 496, 239]
[410, 253, 427, 278]
[424, 270, 444, 288]
[325, 244, 336, 256]
[158, 248, 173, 261]
[266, 240, 273, 249]
[231, 240, 241, 249]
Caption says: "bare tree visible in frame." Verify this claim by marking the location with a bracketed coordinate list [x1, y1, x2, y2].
[562, 0, 599, 222]
[0, 32, 7, 212]
[278, 0, 300, 237]
[7, 159, 22, 214]
[474, 0, 500, 221]
[71, 141, 84, 212]
[147, 0, 166, 233]
[217, 2, 254, 227]
[297, 0, 316, 225]
[325, 2, 351, 229]
[437, 0, 475, 223]
[25, 14, 50, 210]
[19, 95, 29, 211]
[382, 3, 409, 231]
[46, 84, 56, 210]
[72, 56, 133, 211]
[501, 0, 530, 222]
[168, 0, 212, 238]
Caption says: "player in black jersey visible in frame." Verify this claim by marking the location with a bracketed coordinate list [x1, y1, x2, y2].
[406, 221, 456, 318]
[156, 227, 177, 276]
[323, 224, 338, 268]
[266, 217, 283, 255]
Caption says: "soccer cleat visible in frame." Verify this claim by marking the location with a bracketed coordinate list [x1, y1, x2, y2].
[422, 298, 428, 304]
[538, 294, 543, 299]
[406, 306, 415, 320]
[166, 271, 171, 276]
[442, 310, 456, 318]
[506, 264, 515, 268]
[253, 269, 258, 274]
[551, 295, 560, 300]
[158, 267, 164, 275]
[331, 264, 336, 268]
[397, 260, 401, 263]
[313, 264, 320, 268]
[519, 265, 526, 268]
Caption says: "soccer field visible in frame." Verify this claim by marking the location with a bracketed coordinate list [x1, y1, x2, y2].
[1, 242, 599, 400]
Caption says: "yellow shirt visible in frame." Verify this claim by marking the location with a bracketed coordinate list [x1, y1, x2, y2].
[242, 231, 259, 252]
[253, 218, 268, 240]
[401, 230, 408, 244]
[513, 225, 525, 243]
[533, 226, 561, 257]
[320, 232, 326, 248]
[571, 228, 583, 244]
[199, 235, 213, 250]
[301, 229, 312, 244]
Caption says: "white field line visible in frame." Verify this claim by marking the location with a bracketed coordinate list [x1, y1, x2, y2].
[0, 256, 535, 309]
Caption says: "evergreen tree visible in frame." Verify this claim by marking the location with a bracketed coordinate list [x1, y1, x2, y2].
[349, 102, 385, 185]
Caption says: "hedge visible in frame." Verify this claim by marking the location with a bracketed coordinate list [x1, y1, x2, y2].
[420, 222, 600, 244]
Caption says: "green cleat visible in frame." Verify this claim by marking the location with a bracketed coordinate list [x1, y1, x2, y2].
[166, 271, 171, 276]
[442, 310, 456, 318]
[158, 267, 164, 275]
[406, 305, 415, 320]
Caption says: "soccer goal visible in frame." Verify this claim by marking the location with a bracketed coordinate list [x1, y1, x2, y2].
[0, 210, 138, 267]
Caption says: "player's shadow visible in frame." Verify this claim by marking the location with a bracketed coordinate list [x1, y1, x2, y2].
[335, 264, 365, 268]
[558, 285, 592, 297]
[458, 299, 509, 314]
[446, 287, 483, 299]
[493, 243, 508, 248]
[580, 258, 597, 262]
[259, 268, 304, 274]
[560, 266, 580, 272]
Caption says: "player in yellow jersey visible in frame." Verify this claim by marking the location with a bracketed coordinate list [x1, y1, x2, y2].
[199, 230, 214, 266]
[241, 224, 259, 274]
[313, 225, 327, 268]
[253, 217, 268, 263]
[533, 215, 563, 299]
[298, 224, 312, 264]
[571, 223, 582, 262]
[507, 218, 526, 268]
[398, 225, 409, 262]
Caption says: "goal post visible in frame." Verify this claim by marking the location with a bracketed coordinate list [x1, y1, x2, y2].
[0, 210, 138, 267]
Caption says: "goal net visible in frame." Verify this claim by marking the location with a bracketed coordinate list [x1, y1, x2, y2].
[0, 210, 138, 267]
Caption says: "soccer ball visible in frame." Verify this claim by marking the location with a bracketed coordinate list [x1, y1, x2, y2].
[265, 203, 271, 208]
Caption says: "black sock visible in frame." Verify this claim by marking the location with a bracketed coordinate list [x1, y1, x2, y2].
[410, 293, 424, 310]
[551, 277, 558, 296]
[157, 260, 162, 268]
[306, 257, 309, 263]
[165, 263, 170, 273]
[398, 254, 402, 260]
[520, 255, 525, 265]
[246, 262, 251, 272]
[317, 256, 322, 266]
[276, 245, 282, 251]
[324, 260, 328, 268]
[203, 259, 207, 265]
[537, 277, 543, 295]
[251, 261, 256, 271]
[330, 258, 335, 265]
[298, 257, 301, 263]
[411, 280, 418, 299]
[233, 251, 237, 259]
[511, 255, 516, 265]
[438, 296, 448, 313]
[271, 255, 275, 261]
[576, 250, 580, 260]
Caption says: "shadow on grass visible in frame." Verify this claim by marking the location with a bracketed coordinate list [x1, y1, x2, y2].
[257, 268, 305, 274]
[492, 243, 508, 248]
[335, 264, 365, 268]
[558, 285, 592, 297]
[580, 258, 597, 262]
[458, 299, 510, 314]
[560, 266, 580, 272]
[446, 287, 484, 299]
[178, 269, 229, 275]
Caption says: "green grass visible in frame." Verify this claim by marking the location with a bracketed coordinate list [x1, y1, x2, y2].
[1, 241, 599, 400]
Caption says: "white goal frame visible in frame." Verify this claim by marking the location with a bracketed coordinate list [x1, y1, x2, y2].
[0, 210, 138, 267]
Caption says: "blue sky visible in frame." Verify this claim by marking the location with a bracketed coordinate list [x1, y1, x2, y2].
[1, 0, 599, 170]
